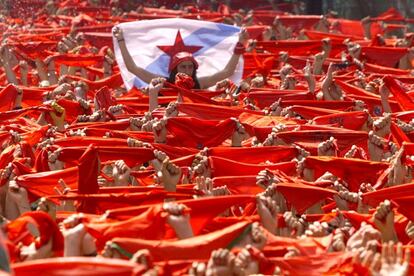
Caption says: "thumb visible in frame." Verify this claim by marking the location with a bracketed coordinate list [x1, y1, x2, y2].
[161, 157, 170, 172]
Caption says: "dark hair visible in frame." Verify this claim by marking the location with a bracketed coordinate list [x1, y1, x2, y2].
[168, 67, 201, 89]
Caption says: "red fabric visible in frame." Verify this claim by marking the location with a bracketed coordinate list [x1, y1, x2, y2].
[111, 221, 250, 261]
[49, 191, 192, 214]
[372, 7, 405, 21]
[64, 73, 124, 91]
[390, 122, 411, 146]
[177, 102, 262, 121]
[12, 257, 144, 276]
[17, 167, 79, 201]
[0, 85, 19, 112]
[276, 182, 337, 214]
[383, 75, 414, 111]
[363, 183, 414, 208]
[312, 111, 369, 130]
[289, 105, 341, 119]
[166, 117, 236, 148]
[335, 79, 380, 99]
[77, 145, 99, 195]
[6, 212, 63, 255]
[88, 195, 254, 247]
[247, 91, 314, 109]
[257, 40, 316, 54]
[364, 62, 410, 75]
[11, 41, 57, 60]
[248, 55, 276, 78]
[49, 53, 104, 67]
[95, 86, 116, 110]
[209, 145, 298, 164]
[361, 46, 407, 68]
[212, 176, 264, 195]
[393, 196, 414, 222]
[164, 82, 222, 105]
[85, 204, 167, 248]
[54, 137, 128, 147]
[276, 129, 368, 156]
[209, 156, 297, 177]
[283, 100, 355, 111]
[58, 146, 155, 168]
[174, 74, 195, 90]
[305, 156, 389, 192]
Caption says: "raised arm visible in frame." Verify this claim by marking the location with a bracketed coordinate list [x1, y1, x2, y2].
[198, 29, 249, 89]
[113, 27, 160, 84]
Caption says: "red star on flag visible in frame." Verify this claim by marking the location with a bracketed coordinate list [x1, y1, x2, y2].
[157, 30, 203, 58]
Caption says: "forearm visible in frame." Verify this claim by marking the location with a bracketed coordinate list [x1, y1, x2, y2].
[321, 80, 333, 100]
[381, 228, 398, 242]
[305, 75, 316, 93]
[260, 216, 277, 235]
[118, 40, 156, 83]
[313, 59, 325, 75]
[67, 66, 78, 76]
[169, 218, 194, 239]
[16, 199, 31, 215]
[47, 66, 58, 85]
[35, 59, 48, 82]
[149, 92, 158, 112]
[59, 64, 68, 76]
[80, 68, 87, 79]
[20, 69, 28, 86]
[36, 112, 47, 126]
[381, 97, 392, 113]
[221, 53, 241, 78]
[199, 53, 242, 88]
[4, 194, 19, 220]
[3, 63, 18, 85]
[103, 61, 112, 78]
[362, 23, 371, 40]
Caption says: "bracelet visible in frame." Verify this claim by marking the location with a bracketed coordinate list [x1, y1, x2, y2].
[234, 42, 246, 55]
[117, 38, 125, 43]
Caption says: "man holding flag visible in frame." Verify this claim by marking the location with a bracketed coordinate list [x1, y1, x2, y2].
[112, 18, 248, 89]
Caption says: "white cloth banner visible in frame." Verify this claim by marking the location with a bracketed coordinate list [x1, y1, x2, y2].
[113, 18, 243, 89]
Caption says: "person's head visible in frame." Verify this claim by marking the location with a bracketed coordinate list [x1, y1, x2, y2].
[168, 52, 200, 88]
[176, 60, 195, 76]
[169, 52, 198, 76]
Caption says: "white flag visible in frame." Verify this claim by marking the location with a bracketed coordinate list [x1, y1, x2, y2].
[113, 18, 243, 89]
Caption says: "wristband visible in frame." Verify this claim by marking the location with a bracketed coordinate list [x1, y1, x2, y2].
[117, 38, 125, 43]
[234, 42, 246, 55]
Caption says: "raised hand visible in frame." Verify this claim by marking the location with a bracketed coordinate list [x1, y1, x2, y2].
[112, 26, 124, 41]
[374, 200, 398, 242]
[317, 136, 337, 157]
[158, 157, 181, 192]
[112, 160, 131, 186]
[48, 149, 64, 170]
[238, 28, 249, 45]
[231, 119, 249, 147]
[152, 118, 167, 143]
[373, 113, 391, 138]
[164, 202, 193, 239]
[257, 194, 278, 234]
[346, 222, 381, 253]
[206, 248, 235, 276]
[368, 131, 387, 162]
[233, 246, 259, 276]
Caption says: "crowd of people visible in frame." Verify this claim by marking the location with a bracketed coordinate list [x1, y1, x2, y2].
[0, 0, 414, 275]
